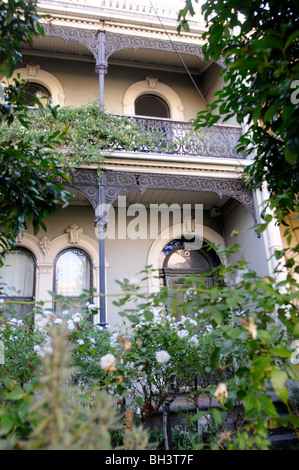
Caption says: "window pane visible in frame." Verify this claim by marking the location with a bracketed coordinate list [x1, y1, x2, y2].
[166, 249, 211, 270]
[25, 83, 51, 106]
[55, 249, 90, 297]
[0, 250, 35, 297]
[135, 94, 169, 118]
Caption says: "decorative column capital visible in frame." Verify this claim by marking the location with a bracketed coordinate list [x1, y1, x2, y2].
[95, 61, 108, 75]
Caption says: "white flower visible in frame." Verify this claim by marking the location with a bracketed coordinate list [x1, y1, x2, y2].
[54, 318, 62, 325]
[62, 309, 69, 316]
[89, 337, 96, 344]
[33, 344, 53, 358]
[72, 313, 82, 322]
[86, 303, 97, 311]
[155, 350, 170, 364]
[43, 309, 52, 316]
[110, 332, 121, 348]
[77, 339, 84, 345]
[214, 383, 228, 405]
[67, 319, 75, 331]
[35, 314, 50, 330]
[177, 329, 189, 340]
[100, 353, 116, 370]
[189, 335, 199, 347]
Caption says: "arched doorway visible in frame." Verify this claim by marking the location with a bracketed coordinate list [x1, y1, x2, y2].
[159, 238, 221, 307]
[25, 82, 51, 106]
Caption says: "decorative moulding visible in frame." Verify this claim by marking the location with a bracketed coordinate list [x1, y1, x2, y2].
[65, 224, 84, 244]
[39, 236, 52, 255]
[6, 64, 65, 107]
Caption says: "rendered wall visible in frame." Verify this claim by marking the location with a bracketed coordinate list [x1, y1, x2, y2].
[222, 200, 270, 279]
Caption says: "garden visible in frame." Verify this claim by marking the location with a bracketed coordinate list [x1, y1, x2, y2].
[0, 0, 298, 451]
[0, 248, 298, 450]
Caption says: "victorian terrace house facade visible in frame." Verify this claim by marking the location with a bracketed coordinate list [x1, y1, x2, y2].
[0, 0, 285, 326]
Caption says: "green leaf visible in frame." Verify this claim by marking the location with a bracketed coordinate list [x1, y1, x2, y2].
[0, 414, 14, 433]
[258, 395, 279, 419]
[270, 345, 291, 358]
[252, 35, 282, 52]
[213, 408, 222, 425]
[134, 395, 144, 407]
[211, 310, 223, 324]
[143, 310, 154, 321]
[227, 295, 244, 308]
[221, 339, 235, 355]
[6, 390, 25, 400]
[263, 102, 281, 123]
[288, 416, 299, 427]
[284, 30, 299, 50]
[271, 367, 288, 403]
[250, 356, 270, 384]
[243, 394, 260, 414]
[284, 147, 298, 165]
[286, 363, 299, 381]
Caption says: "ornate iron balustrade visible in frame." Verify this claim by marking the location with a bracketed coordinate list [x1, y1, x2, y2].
[116, 115, 245, 159]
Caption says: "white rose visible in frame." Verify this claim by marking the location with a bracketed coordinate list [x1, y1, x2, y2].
[67, 319, 75, 331]
[155, 350, 170, 364]
[100, 353, 116, 370]
[177, 329, 189, 340]
[87, 303, 97, 311]
[72, 313, 82, 322]
[189, 335, 199, 347]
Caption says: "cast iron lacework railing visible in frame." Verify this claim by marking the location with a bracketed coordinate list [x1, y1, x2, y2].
[117, 115, 245, 159]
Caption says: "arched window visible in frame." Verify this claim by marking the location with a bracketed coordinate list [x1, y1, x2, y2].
[0, 248, 36, 318]
[135, 94, 170, 118]
[54, 249, 92, 315]
[25, 82, 51, 106]
[159, 239, 221, 309]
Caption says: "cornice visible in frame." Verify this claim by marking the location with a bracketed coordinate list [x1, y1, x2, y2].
[37, 0, 206, 34]
[41, 16, 206, 45]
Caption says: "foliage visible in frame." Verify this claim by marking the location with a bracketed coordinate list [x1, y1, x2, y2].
[0, 319, 149, 450]
[175, 3, 299, 448]
[0, 312, 47, 385]
[178, 0, 299, 221]
[0, 243, 298, 450]
[0, 0, 73, 258]
[0, 108, 71, 252]
[107, 248, 299, 449]
[148, 424, 201, 450]
[0, 0, 44, 78]
[0, 101, 168, 167]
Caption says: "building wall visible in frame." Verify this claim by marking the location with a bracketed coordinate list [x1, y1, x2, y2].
[17, 195, 266, 325]
[22, 54, 99, 106]
[222, 200, 270, 279]
[19, 55, 234, 123]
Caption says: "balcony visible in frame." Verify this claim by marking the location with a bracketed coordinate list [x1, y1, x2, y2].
[112, 115, 245, 160]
